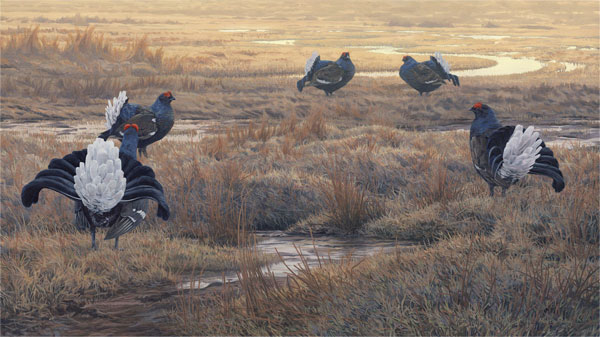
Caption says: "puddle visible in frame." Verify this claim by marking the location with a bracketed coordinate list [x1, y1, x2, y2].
[567, 46, 600, 51]
[253, 39, 295, 45]
[0, 119, 220, 143]
[548, 60, 586, 72]
[457, 34, 511, 40]
[368, 46, 404, 55]
[427, 123, 599, 149]
[180, 231, 404, 289]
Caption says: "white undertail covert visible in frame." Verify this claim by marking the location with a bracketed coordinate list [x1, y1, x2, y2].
[105, 91, 128, 129]
[499, 125, 542, 180]
[304, 51, 319, 75]
[434, 52, 450, 74]
[74, 138, 126, 213]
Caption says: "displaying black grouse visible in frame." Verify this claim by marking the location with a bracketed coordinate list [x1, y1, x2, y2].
[297, 51, 355, 96]
[22, 124, 170, 249]
[100, 91, 175, 157]
[469, 102, 565, 196]
[400, 52, 460, 96]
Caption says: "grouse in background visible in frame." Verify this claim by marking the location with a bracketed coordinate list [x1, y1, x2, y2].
[100, 91, 175, 157]
[22, 124, 170, 249]
[400, 52, 460, 96]
[297, 51, 355, 96]
[469, 102, 565, 196]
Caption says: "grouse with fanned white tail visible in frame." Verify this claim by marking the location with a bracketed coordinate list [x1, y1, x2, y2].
[22, 124, 170, 249]
[297, 51, 355, 96]
[469, 102, 565, 196]
[99, 91, 175, 157]
[400, 52, 460, 96]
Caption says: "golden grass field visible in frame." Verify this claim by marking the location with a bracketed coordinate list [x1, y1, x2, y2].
[1, 0, 599, 335]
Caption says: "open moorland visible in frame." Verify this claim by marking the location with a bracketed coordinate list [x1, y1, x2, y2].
[1, 0, 599, 335]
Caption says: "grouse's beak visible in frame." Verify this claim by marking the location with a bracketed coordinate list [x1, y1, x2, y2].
[170, 96, 176, 101]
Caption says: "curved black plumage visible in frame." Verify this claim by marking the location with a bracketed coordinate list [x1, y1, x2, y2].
[22, 175, 79, 206]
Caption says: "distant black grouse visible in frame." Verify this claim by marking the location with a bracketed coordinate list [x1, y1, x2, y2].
[469, 102, 565, 196]
[22, 124, 170, 249]
[297, 51, 355, 96]
[400, 52, 460, 96]
[100, 91, 175, 157]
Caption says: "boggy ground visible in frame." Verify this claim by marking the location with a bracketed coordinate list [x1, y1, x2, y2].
[2, 112, 598, 335]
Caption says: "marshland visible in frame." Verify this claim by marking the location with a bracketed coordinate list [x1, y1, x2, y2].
[1, 0, 599, 335]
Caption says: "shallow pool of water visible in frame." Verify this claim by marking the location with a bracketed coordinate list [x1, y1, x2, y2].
[458, 34, 511, 40]
[253, 39, 295, 46]
[219, 29, 250, 33]
[180, 231, 405, 289]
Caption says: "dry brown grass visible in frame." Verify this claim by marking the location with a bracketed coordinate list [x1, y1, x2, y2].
[172, 138, 599, 336]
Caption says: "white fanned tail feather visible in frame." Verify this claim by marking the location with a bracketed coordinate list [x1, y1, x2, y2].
[434, 52, 450, 74]
[499, 125, 542, 180]
[105, 91, 127, 129]
[304, 51, 319, 75]
[74, 138, 126, 213]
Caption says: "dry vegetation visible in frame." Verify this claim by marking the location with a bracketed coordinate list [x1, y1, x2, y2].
[168, 118, 598, 335]
[3, 111, 598, 334]
[1, 0, 599, 335]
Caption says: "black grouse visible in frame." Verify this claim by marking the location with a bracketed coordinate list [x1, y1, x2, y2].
[100, 91, 175, 157]
[469, 102, 565, 196]
[297, 51, 355, 96]
[22, 124, 170, 249]
[399, 52, 460, 96]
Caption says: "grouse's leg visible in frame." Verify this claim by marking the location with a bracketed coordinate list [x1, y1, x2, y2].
[488, 184, 495, 197]
[501, 187, 507, 197]
[138, 147, 148, 158]
[419, 92, 423, 96]
[114, 236, 119, 250]
[90, 226, 97, 250]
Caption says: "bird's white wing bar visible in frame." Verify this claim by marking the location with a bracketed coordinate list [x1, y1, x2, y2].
[499, 125, 542, 180]
[105, 91, 127, 129]
[305, 51, 320, 75]
[74, 138, 126, 213]
[316, 77, 343, 84]
[434, 52, 450, 74]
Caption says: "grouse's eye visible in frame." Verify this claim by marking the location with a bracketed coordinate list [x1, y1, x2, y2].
[164, 91, 171, 98]
[473, 102, 483, 109]
[402, 55, 408, 61]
